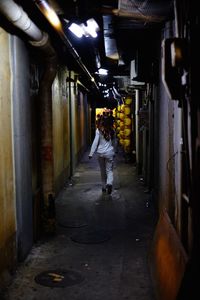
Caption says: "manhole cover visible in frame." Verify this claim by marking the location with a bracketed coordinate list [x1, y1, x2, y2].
[70, 229, 111, 244]
[35, 269, 84, 287]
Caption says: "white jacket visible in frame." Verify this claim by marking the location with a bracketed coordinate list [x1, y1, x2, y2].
[89, 128, 115, 157]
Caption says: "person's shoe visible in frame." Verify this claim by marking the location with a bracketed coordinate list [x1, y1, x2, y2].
[106, 184, 112, 194]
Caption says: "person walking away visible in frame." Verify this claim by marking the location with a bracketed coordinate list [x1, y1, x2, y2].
[88, 117, 115, 194]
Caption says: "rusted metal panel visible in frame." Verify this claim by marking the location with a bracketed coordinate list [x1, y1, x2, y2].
[150, 210, 188, 300]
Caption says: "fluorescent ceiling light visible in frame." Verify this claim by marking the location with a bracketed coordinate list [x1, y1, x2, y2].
[97, 68, 108, 75]
[68, 18, 99, 38]
[68, 23, 84, 38]
[84, 18, 99, 38]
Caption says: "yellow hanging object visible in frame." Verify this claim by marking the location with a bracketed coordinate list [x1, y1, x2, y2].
[124, 139, 131, 147]
[121, 104, 125, 112]
[125, 97, 132, 105]
[119, 130, 124, 137]
[120, 121, 124, 129]
[124, 128, 131, 137]
[120, 113, 125, 120]
[124, 106, 131, 115]
[124, 117, 131, 126]
[119, 138, 124, 145]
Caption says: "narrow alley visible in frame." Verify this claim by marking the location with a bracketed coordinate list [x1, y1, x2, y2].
[0, 1, 199, 300]
[2, 148, 156, 300]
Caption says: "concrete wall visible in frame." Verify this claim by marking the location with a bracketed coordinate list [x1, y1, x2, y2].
[0, 28, 17, 288]
[65, 72, 90, 176]
[52, 70, 90, 191]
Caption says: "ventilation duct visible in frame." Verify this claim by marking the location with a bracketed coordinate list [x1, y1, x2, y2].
[118, 0, 173, 22]
[103, 15, 119, 60]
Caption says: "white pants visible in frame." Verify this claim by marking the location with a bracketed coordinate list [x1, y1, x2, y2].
[98, 154, 114, 188]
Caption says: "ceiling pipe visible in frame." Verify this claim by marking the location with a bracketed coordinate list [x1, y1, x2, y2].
[0, 0, 43, 41]
[0, 0, 57, 233]
[33, 0, 100, 92]
[0, 0, 57, 57]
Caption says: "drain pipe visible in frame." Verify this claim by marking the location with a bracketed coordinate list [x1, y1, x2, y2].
[31, 35, 57, 233]
[0, 0, 57, 232]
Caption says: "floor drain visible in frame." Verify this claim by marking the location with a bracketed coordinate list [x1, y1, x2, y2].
[70, 229, 111, 244]
[35, 269, 84, 287]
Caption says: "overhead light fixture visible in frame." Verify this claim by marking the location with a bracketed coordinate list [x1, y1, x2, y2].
[66, 18, 99, 38]
[84, 18, 99, 38]
[68, 22, 84, 38]
[96, 68, 108, 75]
[34, 1, 99, 91]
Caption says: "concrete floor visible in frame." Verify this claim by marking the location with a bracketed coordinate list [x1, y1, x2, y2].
[3, 149, 157, 300]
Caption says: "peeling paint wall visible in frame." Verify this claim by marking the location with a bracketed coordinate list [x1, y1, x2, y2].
[53, 68, 70, 194]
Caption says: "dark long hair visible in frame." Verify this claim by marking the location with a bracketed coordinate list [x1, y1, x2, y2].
[99, 117, 114, 141]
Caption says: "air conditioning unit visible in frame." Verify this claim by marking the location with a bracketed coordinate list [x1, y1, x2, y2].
[130, 59, 145, 86]
[114, 75, 130, 90]
[130, 48, 156, 84]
